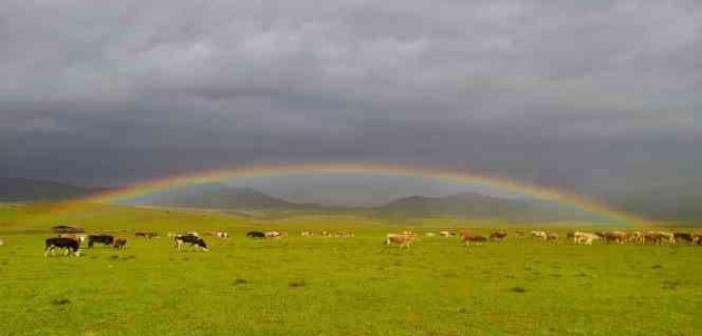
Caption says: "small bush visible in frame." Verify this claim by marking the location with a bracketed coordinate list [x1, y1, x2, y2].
[51, 298, 70, 305]
[511, 286, 527, 293]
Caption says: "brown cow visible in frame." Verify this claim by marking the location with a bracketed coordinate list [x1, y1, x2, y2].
[385, 233, 416, 249]
[489, 231, 508, 241]
[460, 231, 487, 246]
[692, 231, 702, 245]
[113, 238, 127, 249]
[602, 231, 628, 244]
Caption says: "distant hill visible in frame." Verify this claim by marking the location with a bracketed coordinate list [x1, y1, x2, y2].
[0, 177, 106, 202]
[128, 183, 321, 210]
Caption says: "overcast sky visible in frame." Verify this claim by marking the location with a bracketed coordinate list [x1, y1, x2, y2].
[1, 1, 701, 208]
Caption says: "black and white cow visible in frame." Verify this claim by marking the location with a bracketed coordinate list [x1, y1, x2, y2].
[88, 234, 115, 248]
[174, 234, 209, 251]
[44, 237, 80, 256]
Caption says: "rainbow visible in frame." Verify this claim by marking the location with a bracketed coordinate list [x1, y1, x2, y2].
[63, 162, 654, 227]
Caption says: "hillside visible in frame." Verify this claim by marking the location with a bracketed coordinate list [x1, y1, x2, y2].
[0, 177, 105, 202]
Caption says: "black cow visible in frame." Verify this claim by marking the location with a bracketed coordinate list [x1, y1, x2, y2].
[45, 237, 80, 256]
[674, 232, 693, 243]
[246, 231, 266, 238]
[174, 234, 208, 251]
[88, 234, 115, 248]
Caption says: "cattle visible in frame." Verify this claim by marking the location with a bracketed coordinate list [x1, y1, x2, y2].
[460, 231, 487, 245]
[206, 231, 229, 239]
[530, 231, 548, 240]
[301, 231, 313, 236]
[113, 238, 127, 249]
[88, 234, 115, 248]
[439, 231, 455, 237]
[573, 232, 600, 245]
[58, 233, 87, 243]
[489, 231, 508, 241]
[384, 233, 416, 249]
[658, 231, 676, 243]
[247, 231, 266, 238]
[44, 237, 80, 256]
[265, 231, 287, 239]
[629, 231, 645, 244]
[602, 231, 628, 244]
[644, 232, 665, 244]
[546, 232, 559, 241]
[135, 232, 159, 239]
[692, 231, 702, 245]
[174, 234, 208, 251]
[673, 232, 693, 243]
[51, 225, 84, 234]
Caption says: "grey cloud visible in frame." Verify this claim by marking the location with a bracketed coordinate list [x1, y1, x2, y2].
[1, 0, 702, 212]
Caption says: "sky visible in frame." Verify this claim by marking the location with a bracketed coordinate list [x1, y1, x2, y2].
[1, 1, 701, 213]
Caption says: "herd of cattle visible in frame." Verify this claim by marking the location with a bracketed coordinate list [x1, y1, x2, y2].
[2, 225, 701, 256]
[383, 229, 702, 248]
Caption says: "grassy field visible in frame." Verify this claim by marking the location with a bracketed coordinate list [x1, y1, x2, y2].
[1, 204, 701, 335]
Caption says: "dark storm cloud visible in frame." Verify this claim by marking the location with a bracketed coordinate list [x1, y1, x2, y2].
[1, 0, 702, 210]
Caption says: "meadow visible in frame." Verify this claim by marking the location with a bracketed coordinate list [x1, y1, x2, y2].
[1, 203, 701, 335]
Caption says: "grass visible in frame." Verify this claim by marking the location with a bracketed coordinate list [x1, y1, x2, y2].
[0, 204, 701, 335]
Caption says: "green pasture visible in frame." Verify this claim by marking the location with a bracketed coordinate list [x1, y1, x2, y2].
[0, 204, 701, 335]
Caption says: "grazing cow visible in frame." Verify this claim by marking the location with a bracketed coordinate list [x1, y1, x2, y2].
[439, 231, 455, 237]
[692, 231, 702, 245]
[673, 232, 693, 243]
[602, 231, 628, 244]
[489, 231, 508, 241]
[135, 232, 159, 239]
[247, 231, 266, 238]
[206, 231, 229, 239]
[530, 231, 548, 240]
[644, 232, 665, 244]
[265, 231, 287, 239]
[301, 231, 313, 237]
[385, 233, 416, 249]
[44, 237, 80, 256]
[113, 238, 127, 249]
[174, 234, 208, 251]
[629, 231, 645, 244]
[460, 231, 487, 246]
[573, 232, 600, 245]
[88, 234, 115, 248]
[546, 232, 559, 241]
[658, 231, 676, 243]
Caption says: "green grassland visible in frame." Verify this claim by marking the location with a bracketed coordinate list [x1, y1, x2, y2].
[1, 204, 701, 335]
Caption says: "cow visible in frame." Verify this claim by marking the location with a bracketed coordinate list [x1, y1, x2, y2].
[439, 231, 455, 237]
[658, 231, 676, 243]
[460, 231, 487, 246]
[602, 231, 628, 244]
[135, 232, 159, 239]
[629, 231, 645, 244]
[301, 231, 313, 236]
[489, 231, 508, 241]
[44, 237, 80, 256]
[88, 234, 115, 248]
[174, 234, 208, 251]
[265, 231, 287, 239]
[385, 233, 416, 249]
[644, 232, 665, 244]
[546, 232, 559, 241]
[673, 232, 693, 243]
[573, 232, 600, 245]
[206, 231, 229, 239]
[530, 231, 548, 240]
[247, 231, 266, 238]
[113, 238, 127, 249]
[692, 231, 702, 245]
